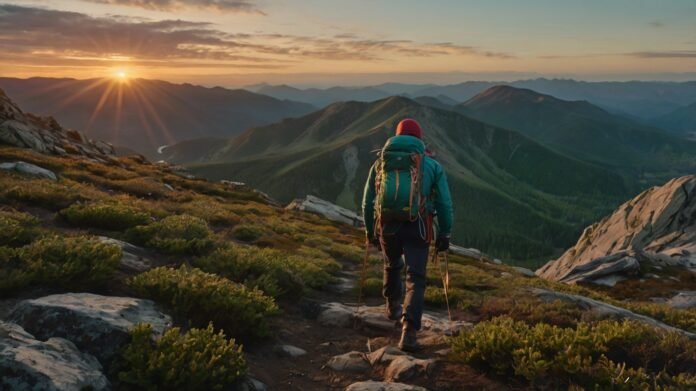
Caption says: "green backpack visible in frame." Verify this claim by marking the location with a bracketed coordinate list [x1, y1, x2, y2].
[374, 136, 426, 224]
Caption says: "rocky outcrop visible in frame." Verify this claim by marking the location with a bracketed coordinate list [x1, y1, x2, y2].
[668, 291, 696, 309]
[531, 288, 696, 339]
[345, 381, 427, 391]
[0, 321, 109, 391]
[98, 237, 152, 272]
[8, 293, 171, 366]
[286, 195, 364, 227]
[0, 89, 114, 160]
[537, 175, 696, 285]
[0, 161, 57, 180]
[316, 302, 470, 337]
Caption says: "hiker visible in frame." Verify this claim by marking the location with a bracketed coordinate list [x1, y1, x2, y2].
[362, 118, 453, 352]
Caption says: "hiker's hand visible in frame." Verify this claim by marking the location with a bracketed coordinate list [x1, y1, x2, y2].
[370, 237, 382, 250]
[435, 235, 450, 252]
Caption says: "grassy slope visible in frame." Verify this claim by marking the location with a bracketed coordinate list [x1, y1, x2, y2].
[2, 145, 695, 390]
[185, 97, 627, 262]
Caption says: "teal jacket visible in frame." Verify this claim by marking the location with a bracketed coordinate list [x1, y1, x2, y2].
[362, 135, 454, 239]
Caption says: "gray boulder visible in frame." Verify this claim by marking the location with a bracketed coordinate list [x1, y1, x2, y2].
[0, 161, 57, 181]
[0, 321, 109, 391]
[538, 175, 696, 285]
[273, 344, 307, 358]
[345, 381, 427, 391]
[98, 237, 152, 272]
[8, 293, 171, 366]
[326, 351, 370, 372]
[668, 291, 696, 309]
[367, 346, 436, 382]
[286, 195, 364, 227]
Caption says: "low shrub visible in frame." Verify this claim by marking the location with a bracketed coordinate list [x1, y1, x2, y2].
[0, 247, 31, 295]
[61, 202, 151, 231]
[128, 215, 214, 255]
[231, 223, 268, 242]
[194, 244, 339, 297]
[450, 316, 696, 389]
[22, 235, 121, 289]
[625, 302, 696, 333]
[165, 198, 241, 226]
[128, 266, 278, 338]
[2, 179, 81, 210]
[300, 234, 363, 263]
[477, 296, 584, 327]
[115, 323, 247, 391]
[0, 209, 40, 247]
[110, 177, 168, 199]
[360, 277, 383, 297]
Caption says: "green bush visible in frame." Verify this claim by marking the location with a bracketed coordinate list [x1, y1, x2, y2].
[61, 202, 151, 231]
[22, 235, 122, 289]
[0, 209, 40, 247]
[450, 316, 696, 389]
[194, 244, 339, 297]
[128, 215, 214, 255]
[360, 277, 383, 298]
[115, 323, 247, 391]
[0, 247, 31, 295]
[128, 266, 278, 338]
[2, 179, 81, 210]
[625, 302, 696, 333]
[231, 224, 267, 242]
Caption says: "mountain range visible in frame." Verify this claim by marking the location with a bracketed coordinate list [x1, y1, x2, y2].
[167, 95, 630, 261]
[0, 77, 316, 157]
[456, 86, 696, 181]
[249, 79, 696, 120]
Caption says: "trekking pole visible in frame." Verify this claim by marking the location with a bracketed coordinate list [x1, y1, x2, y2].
[354, 237, 370, 329]
[432, 247, 452, 321]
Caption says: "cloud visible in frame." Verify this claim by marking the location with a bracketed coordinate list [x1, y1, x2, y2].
[629, 50, 696, 58]
[0, 4, 512, 70]
[82, 0, 265, 14]
[649, 20, 664, 28]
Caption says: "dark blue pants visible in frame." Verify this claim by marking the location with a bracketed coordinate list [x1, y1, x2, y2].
[380, 219, 430, 330]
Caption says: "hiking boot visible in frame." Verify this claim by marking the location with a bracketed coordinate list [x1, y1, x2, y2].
[386, 301, 403, 321]
[398, 322, 420, 352]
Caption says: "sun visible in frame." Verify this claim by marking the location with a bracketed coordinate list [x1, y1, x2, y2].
[114, 70, 128, 82]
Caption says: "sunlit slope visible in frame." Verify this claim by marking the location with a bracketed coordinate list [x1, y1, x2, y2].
[184, 97, 627, 260]
[0, 77, 315, 157]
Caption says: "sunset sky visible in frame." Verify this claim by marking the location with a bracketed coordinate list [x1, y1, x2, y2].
[2, 0, 696, 87]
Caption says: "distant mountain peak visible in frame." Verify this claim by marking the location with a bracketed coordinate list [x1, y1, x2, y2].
[466, 85, 556, 105]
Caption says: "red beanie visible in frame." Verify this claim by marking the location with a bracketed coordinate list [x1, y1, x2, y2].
[395, 118, 422, 139]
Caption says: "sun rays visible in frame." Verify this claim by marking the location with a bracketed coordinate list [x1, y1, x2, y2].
[46, 73, 180, 149]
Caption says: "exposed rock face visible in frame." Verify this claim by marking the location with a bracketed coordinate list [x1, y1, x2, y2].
[0, 161, 57, 180]
[0, 88, 115, 160]
[286, 195, 364, 227]
[8, 293, 171, 366]
[537, 175, 696, 285]
[0, 321, 109, 391]
[531, 288, 696, 339]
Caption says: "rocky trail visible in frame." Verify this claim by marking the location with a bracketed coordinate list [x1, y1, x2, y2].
[238, 254, 505, 391]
